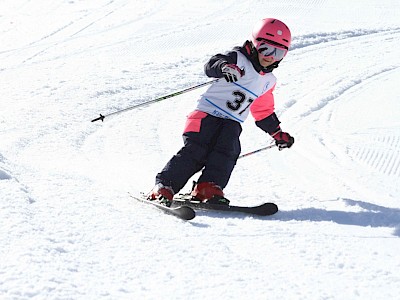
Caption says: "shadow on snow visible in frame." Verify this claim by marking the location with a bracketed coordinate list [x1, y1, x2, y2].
[276, 198, 400, 237]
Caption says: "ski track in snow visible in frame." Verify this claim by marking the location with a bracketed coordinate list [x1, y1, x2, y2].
[1, 1, 400, 299]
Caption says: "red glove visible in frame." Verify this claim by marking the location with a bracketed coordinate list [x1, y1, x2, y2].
[272, 130, 294, 150]
[221, 64, 244, 82]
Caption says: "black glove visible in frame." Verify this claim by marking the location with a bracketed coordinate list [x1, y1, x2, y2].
[272, 130, 294, 150]
[221, 64, 244, 82]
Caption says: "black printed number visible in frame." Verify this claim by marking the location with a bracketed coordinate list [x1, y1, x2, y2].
[226, 90, 254, 115]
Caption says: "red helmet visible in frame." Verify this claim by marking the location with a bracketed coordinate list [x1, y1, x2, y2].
[251, 18, 291, 50]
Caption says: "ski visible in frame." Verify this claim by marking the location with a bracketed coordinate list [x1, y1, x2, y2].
[129, 194, 196, 221]
[172, 194, 278, 216]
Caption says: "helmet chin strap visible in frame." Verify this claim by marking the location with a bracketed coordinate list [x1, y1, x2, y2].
[242, 40, 281, 74]
[263, 60, 281, 73]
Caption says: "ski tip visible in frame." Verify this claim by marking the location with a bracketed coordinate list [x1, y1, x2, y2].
[177, 206, 196, 220]
[260, 202, 278, 216]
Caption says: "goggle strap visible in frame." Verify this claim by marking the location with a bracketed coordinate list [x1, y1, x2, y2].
[256, 37, 288, 50]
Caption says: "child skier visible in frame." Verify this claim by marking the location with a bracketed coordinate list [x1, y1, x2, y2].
[148, 18, 294, 206]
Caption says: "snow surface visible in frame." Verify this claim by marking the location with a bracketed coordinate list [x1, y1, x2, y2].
[1, 0, 400, 299]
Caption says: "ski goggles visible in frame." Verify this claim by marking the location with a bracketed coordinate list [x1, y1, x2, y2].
[257, 43, 287, 61]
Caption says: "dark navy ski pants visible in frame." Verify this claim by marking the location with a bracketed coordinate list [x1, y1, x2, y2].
[156, 111, 242, 193]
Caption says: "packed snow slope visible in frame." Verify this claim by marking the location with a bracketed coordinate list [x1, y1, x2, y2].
[1, 0, 400, 299]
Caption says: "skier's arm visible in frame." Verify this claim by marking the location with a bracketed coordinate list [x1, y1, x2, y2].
[251, 86, 294, 149]
[251, 84, 280, 133]
[255, 110, 294, 149]
[204, 51, 238, 78]
[255, 112, 281, 135]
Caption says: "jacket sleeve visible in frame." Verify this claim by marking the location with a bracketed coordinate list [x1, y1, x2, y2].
[204, 51, 238, 78]
[250, 84, 281, 134]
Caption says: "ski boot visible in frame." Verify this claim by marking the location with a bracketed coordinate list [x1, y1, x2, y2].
[191, 182, 230, 206]
[147, 184, 174, 207]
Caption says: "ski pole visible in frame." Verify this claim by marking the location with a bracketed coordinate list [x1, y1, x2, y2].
[238, 143, 276, 159]
[91, 79, 219, 122]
